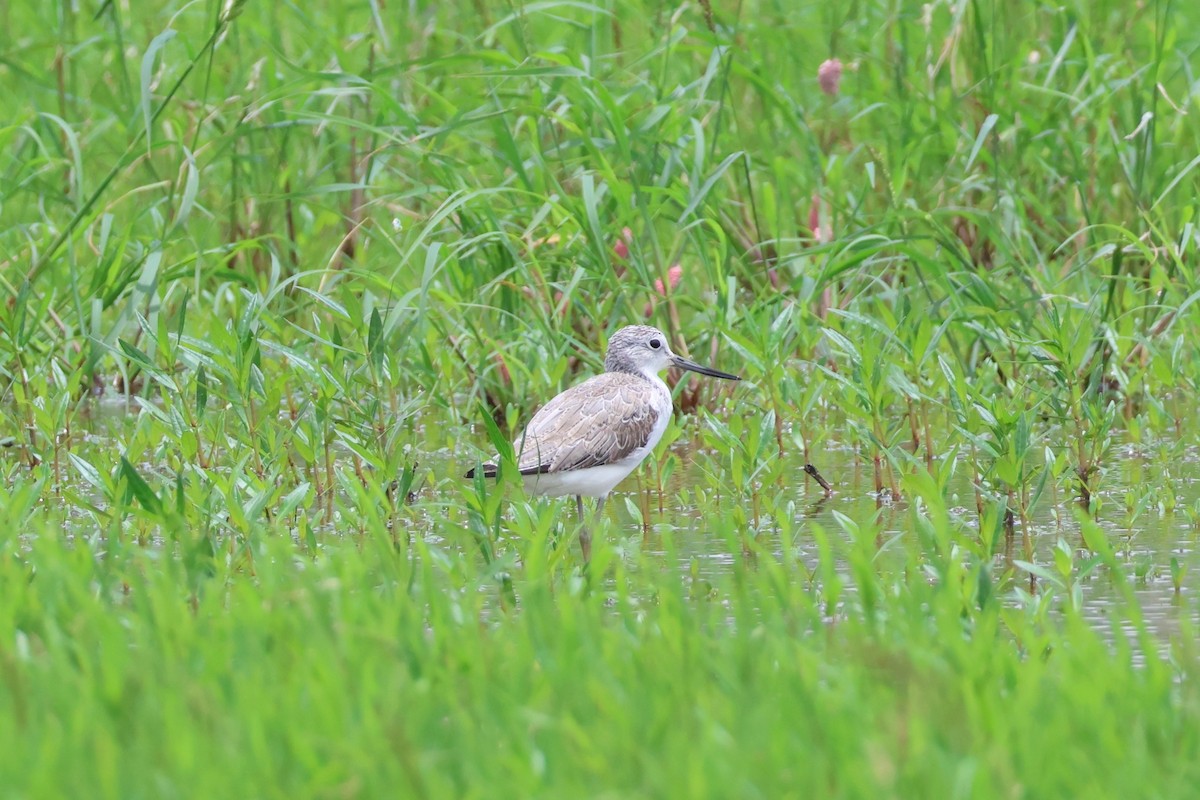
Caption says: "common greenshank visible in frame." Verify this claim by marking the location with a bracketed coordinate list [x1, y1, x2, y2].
[467, 325, 740, 560]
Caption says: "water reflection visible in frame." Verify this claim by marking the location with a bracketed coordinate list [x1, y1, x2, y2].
[38, 404, 1199, 660]
[641, 440, 1199, 661]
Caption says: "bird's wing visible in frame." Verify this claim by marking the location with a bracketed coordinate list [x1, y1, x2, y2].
[515, 373, 662, 474]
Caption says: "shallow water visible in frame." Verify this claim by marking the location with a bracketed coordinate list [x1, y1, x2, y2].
[38, 400, 1200, 656]
[644, 436, 1200, 660]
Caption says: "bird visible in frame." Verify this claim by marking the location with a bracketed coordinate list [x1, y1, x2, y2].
[466, 325, 740, 561]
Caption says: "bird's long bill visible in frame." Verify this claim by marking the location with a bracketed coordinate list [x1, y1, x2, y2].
[671, 354, 741, 381]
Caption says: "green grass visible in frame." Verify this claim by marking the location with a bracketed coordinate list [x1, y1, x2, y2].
[2, 0, 1200, 796]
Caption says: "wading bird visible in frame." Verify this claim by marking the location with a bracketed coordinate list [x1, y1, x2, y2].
[467, 325, 740, 561]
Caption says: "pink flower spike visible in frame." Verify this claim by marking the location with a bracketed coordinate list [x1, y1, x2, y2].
[552, 290, 569, 317]
[493, 353, 511, 385]
[613, 227, 634, 261]
[654, 264, 684, 295]
[818, 58, 842, 97]
[808, 194, 822, 242]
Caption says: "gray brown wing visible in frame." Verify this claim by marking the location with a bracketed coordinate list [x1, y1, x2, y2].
[514, 374, 661, 474]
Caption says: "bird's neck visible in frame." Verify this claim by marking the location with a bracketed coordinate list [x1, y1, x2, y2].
[607, 363, 669, 392]
[639, 367, 670, 393]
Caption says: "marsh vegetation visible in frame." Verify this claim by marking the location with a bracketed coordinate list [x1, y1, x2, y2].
[2, 0, 1200, 796]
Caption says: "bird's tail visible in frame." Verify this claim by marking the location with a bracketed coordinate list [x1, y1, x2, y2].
[464, 464, 499, 479]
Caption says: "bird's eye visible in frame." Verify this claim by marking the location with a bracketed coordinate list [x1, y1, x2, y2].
[649, 338, 662, 350]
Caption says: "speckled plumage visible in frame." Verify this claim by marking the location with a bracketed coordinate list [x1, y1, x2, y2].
[517, 372, 665, 476]
[467, 325, 740, 559]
